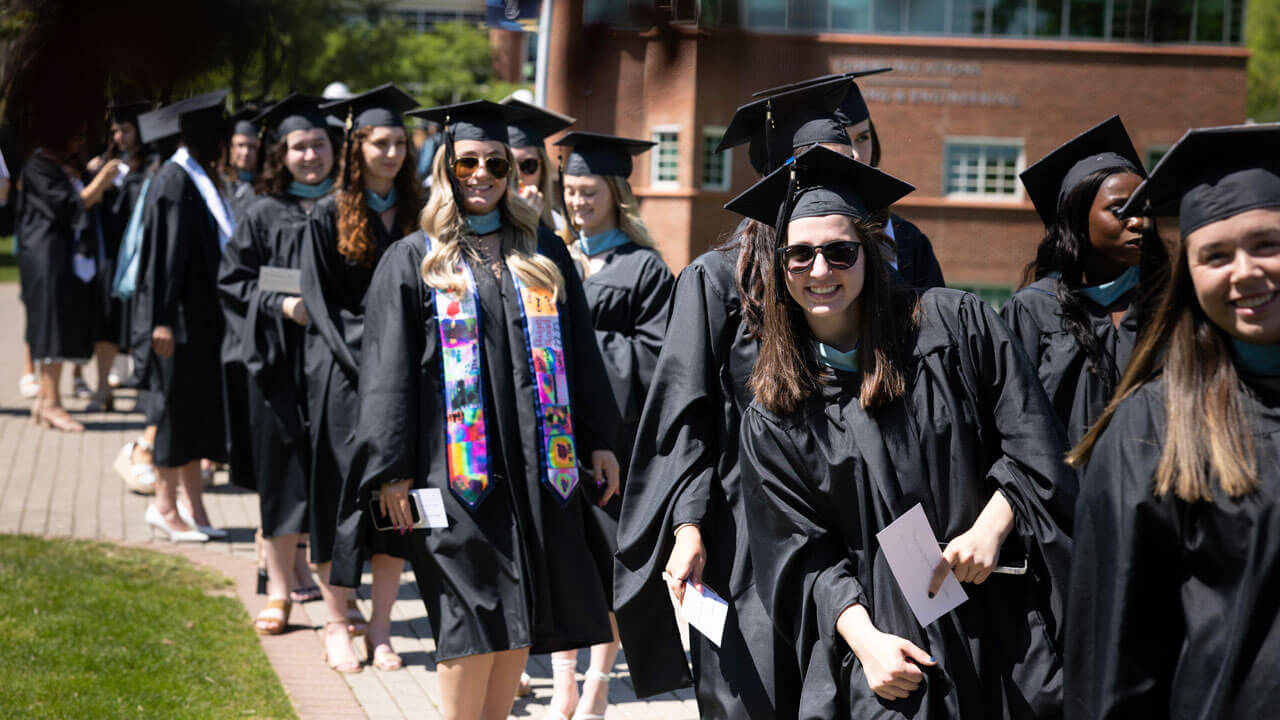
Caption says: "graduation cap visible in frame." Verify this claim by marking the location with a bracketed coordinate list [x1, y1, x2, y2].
[1118, 123, 1280, 237]
[107, 101, 152, 127]
[553, 131, 655, 178]
[750, 68, 892, 127]
[228, 106, 260, 138]
[1020, 115, 1144, 227]
[137, 89, 228, 145]
[500, 97, 575, 149]
[253, 92, 329, 139]
[719, 76, 852, 176]
[724, 144, 914, 228]
[407, 100, 527, 145]
[320, 83, 419, 131]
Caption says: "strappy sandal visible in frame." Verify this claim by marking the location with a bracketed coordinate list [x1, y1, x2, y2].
[574, 668, 612, 720]
[39, 405, 85, 433]
[254, 597, 292, 635]
[364, 635, 403, 671]
[323, 619, 363, 674]
[114, 438, 156, 495]
[549, 657, 579, 720]
[346, 599, 367, 636]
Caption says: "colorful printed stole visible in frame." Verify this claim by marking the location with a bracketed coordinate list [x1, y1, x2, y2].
[427, 235, 580, 510]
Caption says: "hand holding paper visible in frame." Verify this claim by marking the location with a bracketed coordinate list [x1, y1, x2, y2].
[876, 503, 967, 627]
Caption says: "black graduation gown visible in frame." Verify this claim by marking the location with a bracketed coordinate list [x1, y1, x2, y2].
[890, 215, 946, 291]
[217, 194, 313, 536]
[740, 289, 1075, 720]
[355, 228, 620, 660]
[228, 177, 257, 221]
[615, 245, 797, 717]
[133, 162, 227, 468]
[578, 242, 674, 602]
[1000, 277, 1139, 446]
[100, 164, 149, 350]
[1065, 375, 1280, 719]
[302, 196, 406, 578]
[17, 150, 93, 360]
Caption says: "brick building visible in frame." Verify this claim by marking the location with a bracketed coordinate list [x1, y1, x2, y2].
[544, 0, 1249, 301]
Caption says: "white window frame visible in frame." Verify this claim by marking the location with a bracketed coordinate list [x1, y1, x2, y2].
[650, 125, 681, 189]
[942, 136, 1025, 201]
[700, 125, 733, 192]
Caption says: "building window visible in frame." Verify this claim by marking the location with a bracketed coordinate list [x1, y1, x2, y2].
[944, 139, 1024, 199]
[701, 127, 733, 191]
[651, 127, 680, 187]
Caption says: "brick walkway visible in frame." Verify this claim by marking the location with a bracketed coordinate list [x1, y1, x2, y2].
[0, 284, 699, 719]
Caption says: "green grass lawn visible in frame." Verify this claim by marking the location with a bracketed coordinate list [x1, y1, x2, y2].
[0, 535, 296, 720]
[0, 235, 16, 283]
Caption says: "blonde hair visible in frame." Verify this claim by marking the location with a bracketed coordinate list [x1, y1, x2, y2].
[559, 174, 657, 276]
[420, 142, 565, 300]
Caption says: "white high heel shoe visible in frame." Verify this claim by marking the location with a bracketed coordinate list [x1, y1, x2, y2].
[145, 504, 209, 543]
[177, 500, 228, 539]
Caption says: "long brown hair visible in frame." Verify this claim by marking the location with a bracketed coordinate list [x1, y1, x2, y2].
[1068, 229, 1258, 502]
[336, 125, 423, 268]
[751, 214, 913, 415]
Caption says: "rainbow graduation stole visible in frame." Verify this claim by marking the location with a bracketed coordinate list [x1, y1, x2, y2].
[428, 235, 581, 510]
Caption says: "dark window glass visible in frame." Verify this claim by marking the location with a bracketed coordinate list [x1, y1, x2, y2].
[1111, 0, 1146, 41]
[745, 0, 786, 28]
[1033, 0, 1063, 36]
[907, 0, 946, 33]
[831, 0, 873, 31]
[789, 0, 828, 29]
[1196, 0, 1226, 42]
[1068, 0, 1107, 38]
[1230, 0, 1244, 44]
[874, 0, 904, 31]
[992, 0, 1031, 35]
[1151, 0, 1193, 42]
[951, 0, 989, 34]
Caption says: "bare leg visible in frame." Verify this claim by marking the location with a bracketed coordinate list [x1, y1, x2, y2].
[177, 461, 211, 526]
[89, 341, 116, 410]
[132, 425, 157, 465]
[575, 613, 621, 718]
[38, 361, 83, 431]
[293, 534, 314, 589]
[439, 653, 495, 720]
[153, 464, 197, 532]
[256, 531, 299, 632]
[481, 648, 531, 720]
[23, 344, 33, 376]
[366, 554, 403, 669]
[549, 649, 580, 718]
[313, 561, 360, 672]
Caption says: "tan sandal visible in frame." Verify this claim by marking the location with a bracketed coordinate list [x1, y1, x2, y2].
[365, 635, 403, 671]
[324, 619, 363, 674]
[254, 597, 292, 635]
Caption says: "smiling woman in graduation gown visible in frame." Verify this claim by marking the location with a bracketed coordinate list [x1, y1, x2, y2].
[359, 100, 621, 714]
[735, 147, 1074, 720]
[1001, 116, 1166, 446]
[1065, 124, 1280, 720]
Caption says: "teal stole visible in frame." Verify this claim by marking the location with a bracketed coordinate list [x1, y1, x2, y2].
[426, 235, 581, 509]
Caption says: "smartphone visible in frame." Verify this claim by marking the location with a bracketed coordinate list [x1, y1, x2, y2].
[370, 491, 426, 531]
[937, 541, 1029, 576]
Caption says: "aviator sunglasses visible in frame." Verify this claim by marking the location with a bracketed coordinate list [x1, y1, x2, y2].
[453, 156, 511, 180]
[778, 240, 862, 274]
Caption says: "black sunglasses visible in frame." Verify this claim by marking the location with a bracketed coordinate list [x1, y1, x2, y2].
[518, 158, 540, 176]
[453, 156, 511, 180]
[778, 241, 862, 274]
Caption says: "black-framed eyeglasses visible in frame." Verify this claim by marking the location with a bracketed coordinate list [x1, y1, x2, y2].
[777, 241, 862, 274]
[453, 156, 511, 180]
[517, 158, 540, 176]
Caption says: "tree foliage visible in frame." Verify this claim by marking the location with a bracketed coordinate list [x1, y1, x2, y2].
[1248, 0, 1280, 121]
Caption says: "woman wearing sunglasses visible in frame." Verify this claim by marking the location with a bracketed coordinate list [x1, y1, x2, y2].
[501, 97, 572, 234]
[538, 131, 675, 719]
[735, 146, 1074, 719]
[1002, 116, 1167, 447]
[295, 85, 423, 674]
[1065, 124, 1280, 720]
[358, 100, 621, 719]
